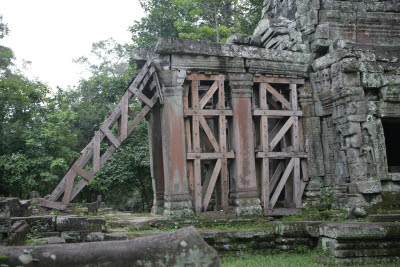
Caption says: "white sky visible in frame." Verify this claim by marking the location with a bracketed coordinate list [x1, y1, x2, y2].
[1, 0, 144, 91]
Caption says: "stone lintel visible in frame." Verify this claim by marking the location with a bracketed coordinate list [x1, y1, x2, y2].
[154, 38, 310, 63]
[170, 54, 245, 73]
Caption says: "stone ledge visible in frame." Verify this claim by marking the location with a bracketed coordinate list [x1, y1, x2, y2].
[11, 215, 56, 232]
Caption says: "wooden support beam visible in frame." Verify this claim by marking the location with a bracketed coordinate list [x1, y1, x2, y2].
[62, 169, 77, 204]
[269, 117, 294, 151]
[256, 151, 307, 158]
[72, 165, 92, 182]
[293, 158, 301, 208]
[298, 118, 309, 182]
[199, 81, 218, 109]
[184, 110, 233, 116]
[93, 132, 100, 173]
[201, 162, 216, 201]
[199, 116, 220, 152]
[37, 199, 67, 211]
[128, 87, 154, 108]
[259, 83, 270, 211]
[187, 161, 195, 201]
[270, 158, 294, 209]
[265, 83, 292, 110]
[119, 92, 129, 141]
[220, 158, 229, 210]
[202, 159, 222, 212]
[187, 152, 235, 160]
[252, 110, 302, 117]
[100, 126, 121, 149]
[194, 159, 202, 214]
[269, 162, 285, 194]
[186, 73, 225, 81]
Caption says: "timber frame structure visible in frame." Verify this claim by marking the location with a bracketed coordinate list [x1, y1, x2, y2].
[44, 60, 162, 209]
[43, 37, 312, 217]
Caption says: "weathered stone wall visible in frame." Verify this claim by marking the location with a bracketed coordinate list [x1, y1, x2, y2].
[252, 0, 400, 207]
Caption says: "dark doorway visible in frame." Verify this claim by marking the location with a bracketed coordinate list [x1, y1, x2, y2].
[382, 117, 400, 172]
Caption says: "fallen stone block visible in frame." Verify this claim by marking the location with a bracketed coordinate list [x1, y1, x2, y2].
[25, 237, 66, 246]
[56, 216, 88, 231]
[104, 232, 129, 241]
[319, 222, 387, 240]
[0, 199, 10, 219]
[87, 218, 106, 232]
[0, 197, 30, 217]
[369, 214, 400, 222]
[273, 221, 321, 237]
[60, 231, 90, 243]
[9, 220, 30, 245]
[11, 215, 56, 233]
[37, 232, 61, 238]
[0, 219, 10, 245]
[0, 226, 220, 267]
[0, 219, 10, 234]
[87, 232, 105, 242]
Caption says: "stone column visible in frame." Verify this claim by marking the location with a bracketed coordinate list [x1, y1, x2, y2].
[159, 70, 194, 218]
[228, 73, 262, 215]
[148, 102, 165, 215]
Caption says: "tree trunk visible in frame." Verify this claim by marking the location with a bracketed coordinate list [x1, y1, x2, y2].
[215, 10, 220, 42]
[0, 227, 220, 267]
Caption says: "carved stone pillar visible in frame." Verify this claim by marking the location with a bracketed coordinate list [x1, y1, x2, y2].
[148, 102, 165, 215]
[159, 70, 194, 218]
[228, 73, 262, 215]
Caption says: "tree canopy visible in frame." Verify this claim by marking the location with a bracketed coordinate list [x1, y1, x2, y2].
[1, 0, 262, 211]
[130, 0, 263, 46]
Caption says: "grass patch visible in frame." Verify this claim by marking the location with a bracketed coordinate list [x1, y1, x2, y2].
[220, 251, 399, 267]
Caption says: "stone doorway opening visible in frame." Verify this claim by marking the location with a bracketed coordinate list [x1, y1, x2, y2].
[382, 117, 400, 173]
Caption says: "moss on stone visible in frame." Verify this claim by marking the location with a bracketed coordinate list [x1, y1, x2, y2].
[367, 192, 400, 215]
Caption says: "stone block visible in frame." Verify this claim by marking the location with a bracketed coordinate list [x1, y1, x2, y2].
[368, 214, 400, 223]
[11, 215, 56, 232]
[319, 222, 387, 240]
[47, 237, 66, 244]
[37, 232, 60, 238]
[87, 232, 105, 242]
[9, 220, 30, 245]
[0, 219, 11, 234]
[104, 233, 129, 241]
[348, 180, 382, 194]
[25, 237, 66, 246]
[0, 200, 10, 220]
[61, 230, 90, 243]
[273, 221, 321, 237]
[0, 197, 30, 217]
[56, 216, 88, 231]
[87, 218, 106, 232]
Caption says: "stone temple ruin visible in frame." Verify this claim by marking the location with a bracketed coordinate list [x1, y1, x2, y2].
[39, 0, 400, 217]
[1, 0, 400, 265]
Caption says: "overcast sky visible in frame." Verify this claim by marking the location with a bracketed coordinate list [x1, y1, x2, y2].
[1, 0, 144, 91]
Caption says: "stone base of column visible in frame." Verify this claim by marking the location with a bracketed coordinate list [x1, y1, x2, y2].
[151, 192, 165, 215]
[163, 194, 194, 218]
[230, 190, 262, 216]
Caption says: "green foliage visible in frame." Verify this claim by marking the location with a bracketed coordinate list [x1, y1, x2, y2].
[88, 119, 152, 211]
[220, 251, 399, 267]
[129, 0, 263, 46]
[316, 186, 335, 210]
[0, 74, 78, 198]
[366, 192, 400, 214]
